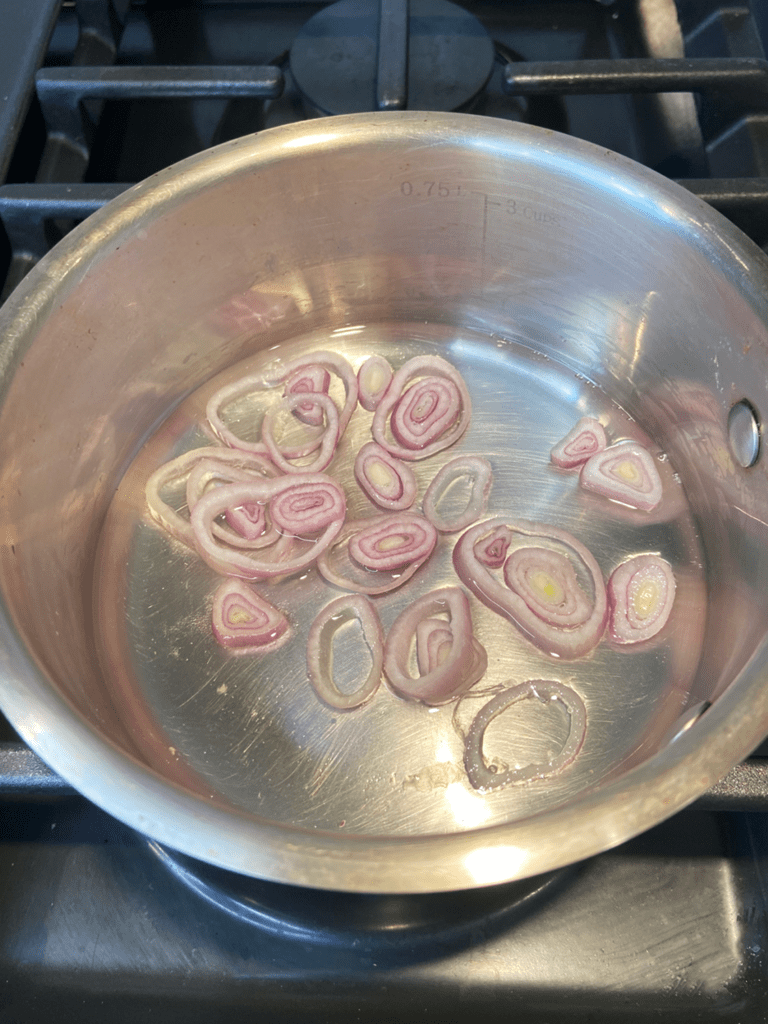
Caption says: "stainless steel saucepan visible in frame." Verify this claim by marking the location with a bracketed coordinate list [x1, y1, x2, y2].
[1, 112, 767, 893]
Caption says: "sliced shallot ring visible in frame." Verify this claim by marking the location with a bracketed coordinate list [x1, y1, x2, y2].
[608, 554, 676, 644]
[473, 524, 514, 568]
[307, 594, 384, 711]
[146, 447, 274, 549]
[284, 364, 331, 427]
[464, 680, 587, 791]
[316, 515, 426, 595]
[384, 586, 486, 705]
[206, 350, 357, 457]
[416, 618, 453, 674]
[422, 455, 493, 532]
[357, 355, 393, 411]
[391, 376, 460, 449]
[371, 355, 472, 461]
[269, 479, 346, 536]
[551, 417, 607, 469]
[354, 442, 416, 511]
[348, 512, 437, 571]
[261, 392, 339, 474]
[186, 453, 280, 551]
[503, 546, 593, 628]
[211, 578, 291, 654]
[191, 476, 345, 579]
[580, 441, 663, 511]
[416, 617, 487, 690]
[453, 517, 607, 659]
[224, 502, 268, 541]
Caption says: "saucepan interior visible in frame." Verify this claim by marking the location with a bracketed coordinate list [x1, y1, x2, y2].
[0, 112, 767, 892]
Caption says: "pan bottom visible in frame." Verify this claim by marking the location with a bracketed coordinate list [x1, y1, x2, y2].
[93, 321, 708, 840]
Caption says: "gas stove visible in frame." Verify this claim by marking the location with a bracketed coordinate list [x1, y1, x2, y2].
[3, 2, 768, 1020]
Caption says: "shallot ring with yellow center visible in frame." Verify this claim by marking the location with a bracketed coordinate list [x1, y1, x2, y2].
[608, 553, 676, 644]
[453, 517, 607, 659]
[353, 441, 416, 511]
[211, 579, 291, 654]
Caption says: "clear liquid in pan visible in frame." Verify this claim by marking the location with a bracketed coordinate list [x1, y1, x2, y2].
[94, 322, 707, 837]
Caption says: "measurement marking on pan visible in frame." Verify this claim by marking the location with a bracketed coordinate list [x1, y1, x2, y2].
[398, 181, 561, 226]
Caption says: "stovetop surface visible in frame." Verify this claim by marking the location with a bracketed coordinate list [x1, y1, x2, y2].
[3, 1, 768, 1021]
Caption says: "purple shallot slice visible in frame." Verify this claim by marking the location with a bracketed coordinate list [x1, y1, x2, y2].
[206, 349, 357, 458]
[269, 478, 346, 536]
[225, 502, 267, 541]
[357, 355, 393, 412]
[284, 364, 331, 427]
[580, 441, 663, 511]
[371, 355, 471, 461]
[473, 524, 513, 569]
[550, 417, 607, 469]
[354, 442, 416, 512]
[261, 392, 339, 474]
[146, 447, 275, 549]
[464, 680, 587, 791]
[185, 453, 280, 551]
[348, 512, 437, 572]
[608, 554, 676, 644]
[503, 546, 593, 628]
[307, 594, 384, 710]
[384, 587, 487, 705]
[422, 454, 492, 532]
[191, 475, 345, 579]
[316, 514, 430, 595]
[212, 579, 291, 654]
[453, 517, 608, 659]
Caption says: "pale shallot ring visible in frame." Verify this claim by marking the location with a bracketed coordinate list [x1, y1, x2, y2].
[146, 447, 274, 549]
[261, 392, 339, 473]
[284, 365, 331, 427]
[206, 350, 357, 457]
[348, 512, 437, 571]
[191, 477, 344, 579]
[316, 516, 425, 595]
[464, 680, 587, 791]
[212, 578, 291, 655]
[453, 517, 608, 659]
[269, 479, 346, 536]
[354, 442, 416, 511]
[371, 355, 472, 461]
[357, 355, 393, 411]
[580, 441, 663, 511]
[608, 554, 676, 644]
[384, 586, 485, 705]
[307, 594, 384, 711]
[551, 417, 607, 469]
[503, 546, 593, 628]
[186, 454, 280, 551]
[423, 455, 493, 532]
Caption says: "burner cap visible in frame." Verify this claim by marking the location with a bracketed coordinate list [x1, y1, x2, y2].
[290, 0, 495, 115]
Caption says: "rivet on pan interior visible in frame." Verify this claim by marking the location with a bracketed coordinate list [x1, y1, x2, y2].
[728, 400, 761, 468]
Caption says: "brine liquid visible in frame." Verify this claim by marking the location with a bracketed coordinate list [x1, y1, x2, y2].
[93, 322, 707, 837]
